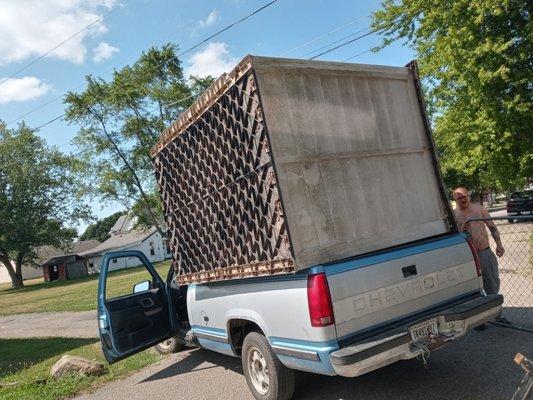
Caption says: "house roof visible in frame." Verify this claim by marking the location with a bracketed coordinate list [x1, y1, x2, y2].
[109, 214, 132, 236]
[70, 240, 101, 253]
[36, 246, 65, 263]
[41, 254, 86, 268]
[79, 227, 158, 257]
[32, 241, 101, 267]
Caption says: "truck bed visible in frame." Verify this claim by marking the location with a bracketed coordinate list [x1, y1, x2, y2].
[184, 232, 482, 375]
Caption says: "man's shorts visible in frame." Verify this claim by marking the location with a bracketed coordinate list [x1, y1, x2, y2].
[478, 247, 500, 295]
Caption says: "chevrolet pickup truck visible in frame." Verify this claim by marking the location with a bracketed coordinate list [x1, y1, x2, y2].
[96, 57, 503, 400]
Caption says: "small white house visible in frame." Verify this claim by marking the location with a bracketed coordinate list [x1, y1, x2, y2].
[0, 261, 43, 284]
[79, 215, 171, 273]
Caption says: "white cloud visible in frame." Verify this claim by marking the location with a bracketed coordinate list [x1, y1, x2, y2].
[0, 0, 116, 65]
[92, 42, 119, 63]
[199, 10, 219, 27]
[0, 77, 52, 104]
[185, 42, 238, 78]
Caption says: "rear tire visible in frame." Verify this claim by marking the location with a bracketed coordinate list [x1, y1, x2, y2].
[508, 218, 515, 224]
[154, 335, 183, 355]
[242, 332, 295, 400]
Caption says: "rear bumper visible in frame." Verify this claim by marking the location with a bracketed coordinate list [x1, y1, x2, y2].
[508, 211, 532, 215]
[329, 294, 503, 377]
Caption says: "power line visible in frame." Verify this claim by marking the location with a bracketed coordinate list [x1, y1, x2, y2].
[309, 26, 383, 60]
[5, 0, 279, 128]
[176, 0, 278, 60]
[0, 89, 206, 171]
[6, 83, 86, 126]
[33, 114, 65, 130]
[281, 11, 374, 57]
[0, 7, 117, 86]
[302, 26, 371, 58]
[7, 1, 385, 159]
[343, 44, 380, 61]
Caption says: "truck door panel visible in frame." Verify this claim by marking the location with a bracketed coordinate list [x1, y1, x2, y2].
[105, 288, 168, 353]
[97, 251, 172, 363]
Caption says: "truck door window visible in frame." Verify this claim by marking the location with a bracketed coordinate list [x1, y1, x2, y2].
[105, 261, 154, 299]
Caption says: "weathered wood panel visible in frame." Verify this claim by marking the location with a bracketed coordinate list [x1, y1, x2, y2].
[253, 56, 450, 268]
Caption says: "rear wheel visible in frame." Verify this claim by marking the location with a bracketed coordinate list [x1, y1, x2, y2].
[154, 335, 183, 355]
[242, 332, 295, 400]
[508, 218, 515, 224]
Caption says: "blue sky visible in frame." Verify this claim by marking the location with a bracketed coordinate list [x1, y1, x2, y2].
[0, 0, 415, 233]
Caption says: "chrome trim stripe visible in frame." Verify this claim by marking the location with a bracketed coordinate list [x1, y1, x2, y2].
[272, 345, 320, 361]
[195, 331, 229, 344]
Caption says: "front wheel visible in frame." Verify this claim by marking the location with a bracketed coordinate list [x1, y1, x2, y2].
[242, 332, 295, 400]
[154, 335, 184, 355]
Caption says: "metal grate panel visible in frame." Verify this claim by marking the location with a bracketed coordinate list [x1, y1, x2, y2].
[153, 71, 293, 284]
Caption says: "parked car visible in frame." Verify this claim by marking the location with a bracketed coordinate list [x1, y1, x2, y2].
[507, 190, 533, 223]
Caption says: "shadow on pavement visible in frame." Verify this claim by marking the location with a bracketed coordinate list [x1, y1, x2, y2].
[143, 326, 532, 400]
[140, 348, 243, 384]
[293, 326, 532, 400]
[499, 307, 533, 331]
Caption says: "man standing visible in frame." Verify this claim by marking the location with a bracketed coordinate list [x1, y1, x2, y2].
[453, 187, 505, 296]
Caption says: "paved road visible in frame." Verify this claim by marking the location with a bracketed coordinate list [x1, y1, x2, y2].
[76, 326, 532, 400]
[0, 311, 97, 339]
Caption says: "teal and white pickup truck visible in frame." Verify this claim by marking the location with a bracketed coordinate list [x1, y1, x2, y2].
[96, 56, 503, 400]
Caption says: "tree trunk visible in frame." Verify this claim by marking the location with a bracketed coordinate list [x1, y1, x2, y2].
[14, 252, 26, 288]
[0, 252, 23, 288]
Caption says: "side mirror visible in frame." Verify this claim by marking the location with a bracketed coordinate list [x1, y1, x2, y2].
[133, 280, 151, 293]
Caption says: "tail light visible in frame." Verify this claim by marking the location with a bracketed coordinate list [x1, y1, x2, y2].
[466, 239, 482, 277]
[307, 273, 335, 327]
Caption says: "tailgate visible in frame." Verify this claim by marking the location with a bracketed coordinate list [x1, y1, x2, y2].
[325, 234, 481, 343]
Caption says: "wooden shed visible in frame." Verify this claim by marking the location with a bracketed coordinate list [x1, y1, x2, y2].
[42, 255, 88, 282]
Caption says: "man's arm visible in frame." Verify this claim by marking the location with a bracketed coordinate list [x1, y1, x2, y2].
[483, 208, 505, 257]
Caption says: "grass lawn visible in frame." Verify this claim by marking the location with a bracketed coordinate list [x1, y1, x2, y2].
[0, 337, 163, 400]
[0, 260, 171, 315]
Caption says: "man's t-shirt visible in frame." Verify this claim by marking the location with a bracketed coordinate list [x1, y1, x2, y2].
[454, 203, 490, 252]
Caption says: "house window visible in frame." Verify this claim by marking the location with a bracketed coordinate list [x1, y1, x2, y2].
[112, 259, 117, 264]
[165, 240, 171, 254]
[149, 241, 155, 256]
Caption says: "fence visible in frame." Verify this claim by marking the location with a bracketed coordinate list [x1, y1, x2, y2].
[466, 216, 533, 330]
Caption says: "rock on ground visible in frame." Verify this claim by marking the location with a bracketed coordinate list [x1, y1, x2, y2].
[50, 355, 105, 379]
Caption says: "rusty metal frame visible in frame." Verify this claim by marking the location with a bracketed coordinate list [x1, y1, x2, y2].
[406, 60, 458, 232]
[152, 65, 294, 284]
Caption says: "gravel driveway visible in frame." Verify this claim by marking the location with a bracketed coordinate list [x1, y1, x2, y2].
[0, 311, 98, 339]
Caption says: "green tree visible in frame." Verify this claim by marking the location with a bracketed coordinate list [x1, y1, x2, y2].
[373, 0, 532, 191]
[80, 211, 124, 242]
[0, 122, 89, 288]
[64, 44, 214, 232]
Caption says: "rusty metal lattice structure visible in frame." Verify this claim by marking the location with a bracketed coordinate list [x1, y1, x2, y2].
[152, 56, 459, 284]
[153, 65, 293, 284]
[467, 216, 533, 330]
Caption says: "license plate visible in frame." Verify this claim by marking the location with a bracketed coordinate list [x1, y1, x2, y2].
[409, 318, 438, 342]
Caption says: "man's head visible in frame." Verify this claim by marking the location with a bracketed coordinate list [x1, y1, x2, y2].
[453, 187, 470, 209]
